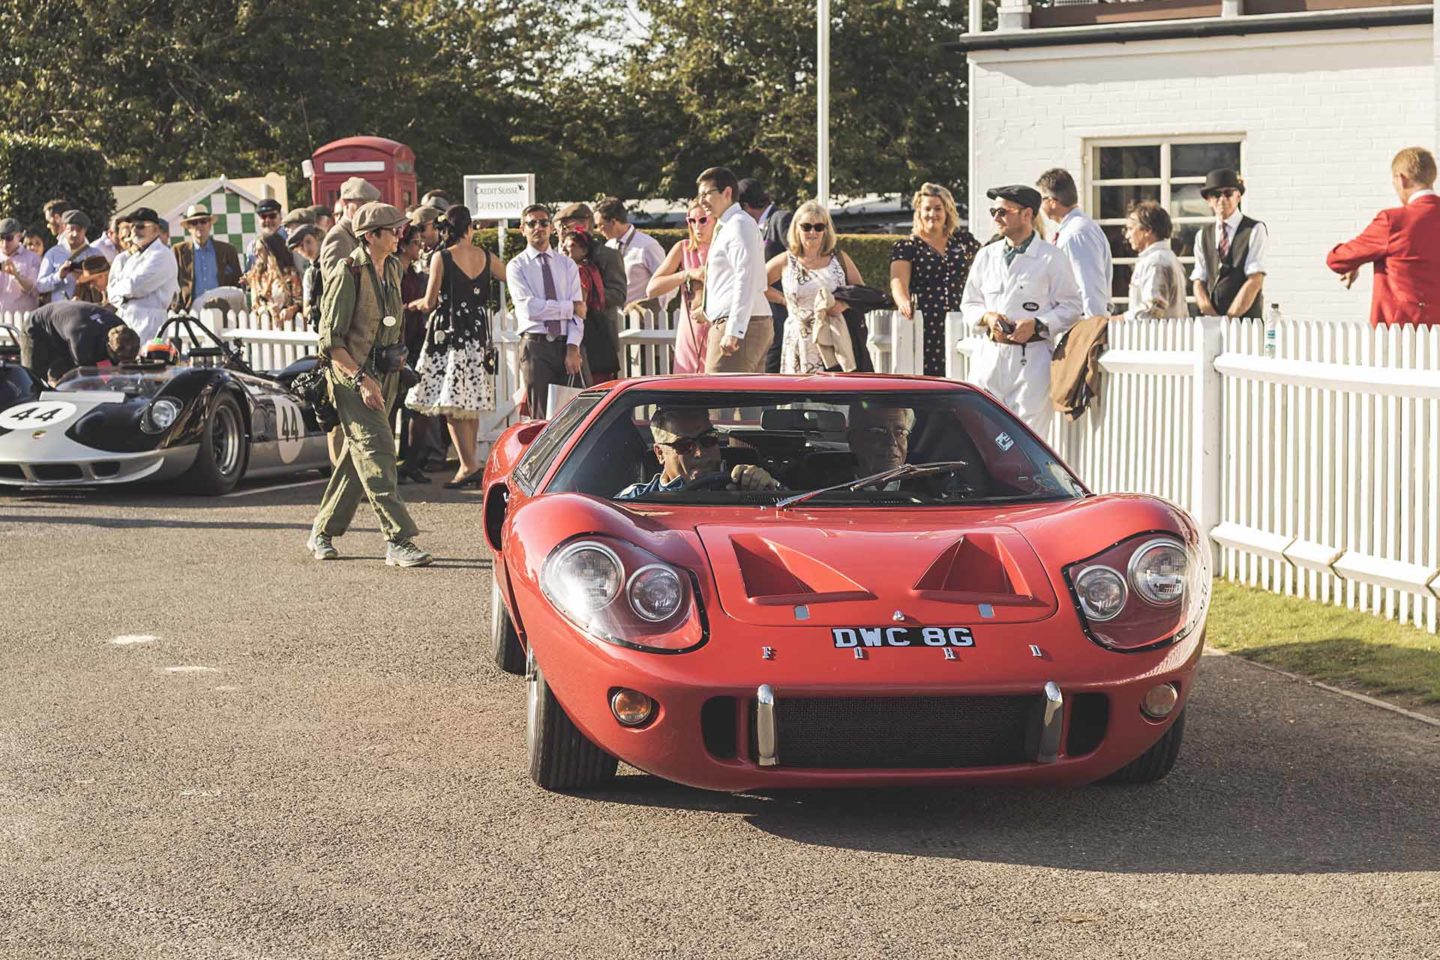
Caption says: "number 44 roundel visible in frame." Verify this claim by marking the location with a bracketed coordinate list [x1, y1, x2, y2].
[0, 401, 78, 431]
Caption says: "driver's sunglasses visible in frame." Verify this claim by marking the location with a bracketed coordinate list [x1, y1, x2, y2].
[659, 430, 725, 455]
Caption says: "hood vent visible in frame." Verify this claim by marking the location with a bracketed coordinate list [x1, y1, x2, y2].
[913, 534, 1039, 605]
[731, 534, 874, 606]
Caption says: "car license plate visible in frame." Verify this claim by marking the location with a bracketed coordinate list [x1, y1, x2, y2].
[832, 626, 975, 649]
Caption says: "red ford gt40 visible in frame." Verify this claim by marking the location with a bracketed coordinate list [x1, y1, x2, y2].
[481, 375, 1210, 792]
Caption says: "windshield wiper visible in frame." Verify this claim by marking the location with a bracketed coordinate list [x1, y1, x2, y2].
[775, 460, 970, 510]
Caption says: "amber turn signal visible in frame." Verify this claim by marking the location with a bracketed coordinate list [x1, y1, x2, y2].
[610, 689, 655, 727]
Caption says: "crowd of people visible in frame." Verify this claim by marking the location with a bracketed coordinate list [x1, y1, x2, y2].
[3, 148, 1436, 566]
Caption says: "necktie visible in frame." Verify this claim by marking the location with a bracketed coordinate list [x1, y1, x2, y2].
[1218, 222, 1231, 259]
[539, 252, 563, 337]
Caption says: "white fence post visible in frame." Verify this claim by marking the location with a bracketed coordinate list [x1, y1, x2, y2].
[1193, 316, 1224, 565]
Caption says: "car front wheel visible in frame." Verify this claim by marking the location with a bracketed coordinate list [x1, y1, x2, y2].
[526, 649, 617, 791]
[1102, 708, 1186, 785]
[185, 393, 247, 495]
[490, 575, 526, 676]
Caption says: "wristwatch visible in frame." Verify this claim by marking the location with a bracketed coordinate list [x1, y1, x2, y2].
[352, 368, 368, 388]
[1033, 320, 1050, 339]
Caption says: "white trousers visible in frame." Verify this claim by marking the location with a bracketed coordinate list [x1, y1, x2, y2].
[968, 339, 1054, 438]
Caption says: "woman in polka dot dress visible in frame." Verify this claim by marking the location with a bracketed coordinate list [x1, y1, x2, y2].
[889, 183, 982, 378]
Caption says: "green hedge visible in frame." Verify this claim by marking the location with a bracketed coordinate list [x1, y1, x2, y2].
[472, 227, 904, 291]
[0, 135, 114, 242]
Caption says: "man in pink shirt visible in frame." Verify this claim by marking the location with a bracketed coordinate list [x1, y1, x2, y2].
[0, 218, 41, 315]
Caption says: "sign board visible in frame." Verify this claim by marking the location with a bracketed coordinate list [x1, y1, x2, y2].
[463, 174, 535, 221]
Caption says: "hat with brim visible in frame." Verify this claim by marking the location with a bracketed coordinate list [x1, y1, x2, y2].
[61, 209, 93, 229]
[179, 204, 213, 225]
[124, 207, 160, 226]
[285, 224, 322, 249]
[408, 205, 440, 226]
[1200, 169, 1246, 199]
[256, 199, 283, 216]
[339, 177, 383, 203]
[556, 202, 593, 222]
[0, 217, 22, 235]
[985, 185, 1042, 214]
[283, 208, 315, 228]
[354, 202, 408, 236]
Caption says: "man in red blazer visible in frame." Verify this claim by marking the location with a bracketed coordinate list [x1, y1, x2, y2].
[1327, 147, 1440, 327]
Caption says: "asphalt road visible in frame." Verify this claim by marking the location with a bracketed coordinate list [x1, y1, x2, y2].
[1, 479, 1438, 960]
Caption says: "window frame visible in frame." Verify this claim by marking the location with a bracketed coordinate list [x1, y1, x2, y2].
[1084, 134, 1246, 308]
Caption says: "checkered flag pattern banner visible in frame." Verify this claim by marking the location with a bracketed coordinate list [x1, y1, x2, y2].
[201, 191, 258, 254]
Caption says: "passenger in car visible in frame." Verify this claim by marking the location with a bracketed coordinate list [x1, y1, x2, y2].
[616, 406, 779, 499]
[846, 402, 915, 480]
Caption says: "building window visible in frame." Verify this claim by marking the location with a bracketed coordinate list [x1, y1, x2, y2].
[1087, 137, 1243, 307]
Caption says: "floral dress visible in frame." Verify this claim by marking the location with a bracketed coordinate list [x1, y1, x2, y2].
[405, 249, 495, 418]
[780, 254, 847, 374]
[890, 230, 982, 377]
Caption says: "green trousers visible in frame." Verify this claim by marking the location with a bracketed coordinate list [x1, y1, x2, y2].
[312, 372, 418, 543]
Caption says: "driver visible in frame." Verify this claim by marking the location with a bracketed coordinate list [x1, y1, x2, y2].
[618, 406, 779, 498]
[19, 301, 141, 385]
[846, 402, 915, 479]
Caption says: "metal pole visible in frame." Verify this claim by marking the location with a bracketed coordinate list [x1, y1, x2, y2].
[817, 0, 830, 208]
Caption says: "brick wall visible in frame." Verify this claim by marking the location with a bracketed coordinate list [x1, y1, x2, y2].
[968, 25, 1434, 320]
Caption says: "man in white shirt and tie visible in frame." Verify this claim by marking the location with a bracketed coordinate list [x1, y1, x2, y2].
[1037, 168, 1112, 319]
[697, 166, 773, 373]
[593, 197, 667, 320]
[509, 203, 586, 419]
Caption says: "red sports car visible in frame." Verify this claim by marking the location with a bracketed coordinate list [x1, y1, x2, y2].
[481, 375, 1210, 792]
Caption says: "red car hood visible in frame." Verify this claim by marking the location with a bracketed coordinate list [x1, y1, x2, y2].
[692, 516, 1059, 627]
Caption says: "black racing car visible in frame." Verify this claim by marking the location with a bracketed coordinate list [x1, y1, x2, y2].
[0, 316, 331, 494]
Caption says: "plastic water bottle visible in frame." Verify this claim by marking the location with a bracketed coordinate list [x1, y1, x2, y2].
[1263, 303, 1280, 359]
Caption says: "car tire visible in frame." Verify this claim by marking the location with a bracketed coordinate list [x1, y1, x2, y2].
[185, 392, 247, 495]
[526, 650, 617, 791]
[490, 575, 526, 676]
[1102, 708, 1186, 785]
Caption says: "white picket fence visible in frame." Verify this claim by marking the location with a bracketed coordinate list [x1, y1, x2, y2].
[947, 314, 1440, 634]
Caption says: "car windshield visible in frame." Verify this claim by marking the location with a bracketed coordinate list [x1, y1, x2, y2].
[54, 367, 169, 399]
[545, 388, 1086, 506]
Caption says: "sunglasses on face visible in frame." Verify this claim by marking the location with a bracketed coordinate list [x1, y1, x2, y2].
[1212, 189, 1239, 199]
[798, 223, 826, 233]
[990, 206, 1022, 219]
[524, 219, 551, 229]
[659, 430, 725, 455]
[686, 216, 710, 225]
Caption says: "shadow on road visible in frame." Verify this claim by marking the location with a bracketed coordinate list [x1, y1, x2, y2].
[583, 658, 1440, 875]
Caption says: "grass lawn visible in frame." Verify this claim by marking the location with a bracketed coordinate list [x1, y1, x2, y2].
[1206, 579, 1440, 718]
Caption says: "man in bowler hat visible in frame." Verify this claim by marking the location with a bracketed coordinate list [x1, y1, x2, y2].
[1191, 169, 1268, 318]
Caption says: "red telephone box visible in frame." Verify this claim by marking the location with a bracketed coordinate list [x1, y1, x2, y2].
[309, 136, 418, 211]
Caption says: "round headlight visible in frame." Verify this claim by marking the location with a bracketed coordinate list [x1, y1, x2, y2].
[143, 398, 182, 433]
[627, 564, 683, 622]
[547, 542, 622, 616]
[1074, 565, 1127, 622]
[1128, 539, 1188, 606]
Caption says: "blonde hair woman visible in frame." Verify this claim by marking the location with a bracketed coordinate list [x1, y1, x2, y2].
[646, 200, 716, 373]
[764, 200, 863, 374]
[889, 182, 981, 377]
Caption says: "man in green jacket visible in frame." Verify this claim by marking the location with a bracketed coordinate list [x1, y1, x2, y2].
[308, 202, 433, 567]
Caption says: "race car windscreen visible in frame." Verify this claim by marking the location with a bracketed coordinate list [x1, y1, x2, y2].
[55, 367, 169, 398]
[545, 389, 1087, 506]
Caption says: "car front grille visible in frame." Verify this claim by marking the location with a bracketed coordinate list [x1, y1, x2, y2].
[757, 694, 1041, 769]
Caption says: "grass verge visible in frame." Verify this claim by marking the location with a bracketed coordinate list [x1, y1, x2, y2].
[1206, 579, 1440, 718]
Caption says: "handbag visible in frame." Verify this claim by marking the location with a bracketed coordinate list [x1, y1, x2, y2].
[832, 284, 894, 313]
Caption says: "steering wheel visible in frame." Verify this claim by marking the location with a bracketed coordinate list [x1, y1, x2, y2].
[680, 471, 733, 492]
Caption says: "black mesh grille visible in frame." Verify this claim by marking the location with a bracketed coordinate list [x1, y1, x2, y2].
[32, 463, 82, 481]
[767, 694, 1039, 769]
[1066, 693, 1108, 757]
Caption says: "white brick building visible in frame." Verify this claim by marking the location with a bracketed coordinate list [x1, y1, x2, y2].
[956, 1, 1435, 318]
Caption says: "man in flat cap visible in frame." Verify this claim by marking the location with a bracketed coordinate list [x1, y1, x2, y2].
[245, 198, 286, 271]
[37, 210, 105, 303]
[310, 201, 432, 568]
[0, 217, 42, 314]
[309, 205, 336, 233]
[320, 177, 383, 278]
[283, 207, 318, 274]
[960, 184, 1081, 437]
[408, 204, 443, 255]
[174, 204, 244, 313]
[1192, 169, 1267, 318]
[108, 207, 179, 342]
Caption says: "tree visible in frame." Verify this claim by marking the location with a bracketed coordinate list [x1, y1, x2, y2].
[619, 0, 971, 202]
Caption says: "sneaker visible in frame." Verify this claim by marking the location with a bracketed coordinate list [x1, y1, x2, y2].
[385, 539, 433, 567]
[308, 532, 339, 561]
